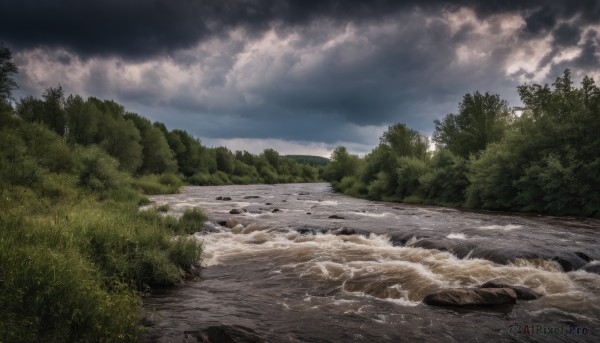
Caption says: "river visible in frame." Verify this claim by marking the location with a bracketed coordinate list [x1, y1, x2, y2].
[141, 183, 600, 342]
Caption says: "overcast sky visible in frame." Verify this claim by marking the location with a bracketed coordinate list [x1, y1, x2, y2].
[2, 0, 599, 156]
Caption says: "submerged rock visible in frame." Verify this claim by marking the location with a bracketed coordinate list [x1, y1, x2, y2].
[216, 196, 232, 201]
[333, 227, 370, 237]
[550, 254, 589, 272]
[388, 232, 431, 247]
[582, 263, 600, 275]
[423, 288, 517, 307]
[244, 195, 261, 199]
[295, 226, 331, 235]
[272, 208, 281, 213]
[479, 281, 542, 300]
[229, 209, 244, 214]
[328, 215, 345, 219]
[185, 325, 264, 343]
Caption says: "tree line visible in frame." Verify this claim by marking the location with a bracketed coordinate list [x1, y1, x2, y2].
[1, 41, 320, 191]
[2, 87, 321, 192]
[323, 70, 600, 218]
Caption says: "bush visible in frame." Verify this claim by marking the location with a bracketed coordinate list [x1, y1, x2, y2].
[176, 207, 207, 234]
[76, 146, 128, 192]
[130, 173, 182, 195]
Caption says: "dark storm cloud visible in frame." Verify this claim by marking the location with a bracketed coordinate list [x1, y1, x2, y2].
[3, 0, 600, 153]
[1, 0, 596, 59]
[553, 23, 581, 46]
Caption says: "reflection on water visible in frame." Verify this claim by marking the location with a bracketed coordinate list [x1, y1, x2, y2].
[142, 183, 600, 342]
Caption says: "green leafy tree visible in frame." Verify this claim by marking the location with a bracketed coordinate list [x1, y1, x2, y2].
[418, 149, 468, 205]
[167, 130, 203, 177]
[0, 43, 18, 103]
[433, 91, 511, 158]
[41, 86, 67, 136]
[99, 117, 143, 172]
[214, 146, 235, 174]
[125, 113, 177, 174]
[262, 149, 280, 169]
[381, 123, 428, 159]
[64, 95, 100, 145]
[16, 96, 45, 123]
[323, 146, 360, 183]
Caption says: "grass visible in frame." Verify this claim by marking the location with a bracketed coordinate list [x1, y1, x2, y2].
[0, 176, 203, 342]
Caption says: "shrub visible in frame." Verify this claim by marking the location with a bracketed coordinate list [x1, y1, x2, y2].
[176, 207, 207, 234]
[76, 146, 128, 192]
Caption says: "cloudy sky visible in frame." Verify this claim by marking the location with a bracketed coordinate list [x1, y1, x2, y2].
[1, 1, 599, 156]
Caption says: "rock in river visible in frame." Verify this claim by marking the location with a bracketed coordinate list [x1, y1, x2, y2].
[423, 288, 517, 307]
[479, 281, 542, 300]
[229, 208, 245, 214]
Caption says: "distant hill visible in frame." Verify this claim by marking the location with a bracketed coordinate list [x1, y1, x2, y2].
[284, 155, 330, 166]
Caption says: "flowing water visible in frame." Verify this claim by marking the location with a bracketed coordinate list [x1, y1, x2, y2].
[141, 183, 600, 342]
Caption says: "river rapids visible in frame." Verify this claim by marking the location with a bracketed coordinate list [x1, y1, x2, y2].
[141, 183, 600, 342]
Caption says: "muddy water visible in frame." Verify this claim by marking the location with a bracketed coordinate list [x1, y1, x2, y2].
[142, 183, 600, 342]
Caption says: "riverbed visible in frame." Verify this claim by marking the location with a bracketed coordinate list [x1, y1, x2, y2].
[141, 183, 600, 342]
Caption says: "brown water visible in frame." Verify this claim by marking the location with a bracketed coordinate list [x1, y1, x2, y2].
[141, 183, 600, 342]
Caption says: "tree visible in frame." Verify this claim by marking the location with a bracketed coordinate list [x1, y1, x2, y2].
[167, 130, 204, 177]
[322, 146, 360, 182]
[99, 117, 143, 172]
[214, 146, 234, 174]
[41, 86, 67, 136]
[65, 95, 100, 145]
[0, 44, 18, 104]
[433, 91, 511, 158]
[125, 113, 176, 174]
[381, 123, 428, 159]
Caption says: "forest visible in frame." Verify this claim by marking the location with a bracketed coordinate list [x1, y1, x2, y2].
[323, 70, 600, 218]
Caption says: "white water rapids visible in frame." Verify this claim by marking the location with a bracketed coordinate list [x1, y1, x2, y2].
[142, 183, 600, 342]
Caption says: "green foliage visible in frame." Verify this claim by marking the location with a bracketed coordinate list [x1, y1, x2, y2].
[0, 127, 43, 189]
[98, 116, 143, 172]
[433, 91, 511, 158]
[381, 123, 429, 159]
[464, 70, 600, 216]
[329, 71, 598, 218]
[0, 189, 201, 341]
[64, 95, 99, 145]
[0, 42, 18, 103]
[131, 173, 183, 195]
[284, 155, 330, 166]
[41, 86, 67, 136]
[125, 113, 177, 174]
[323, 146, 361, 182]
[367, 171, 393, 200]
[214, 146, 235, 174]
[77, 146, 128, 192]
[418, 149, 468, 205]
[395, 156, 429, 199]
[176, 208, 207, 234]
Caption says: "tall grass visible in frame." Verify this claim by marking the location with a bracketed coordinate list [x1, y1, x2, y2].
[0, 179, 202, 342]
